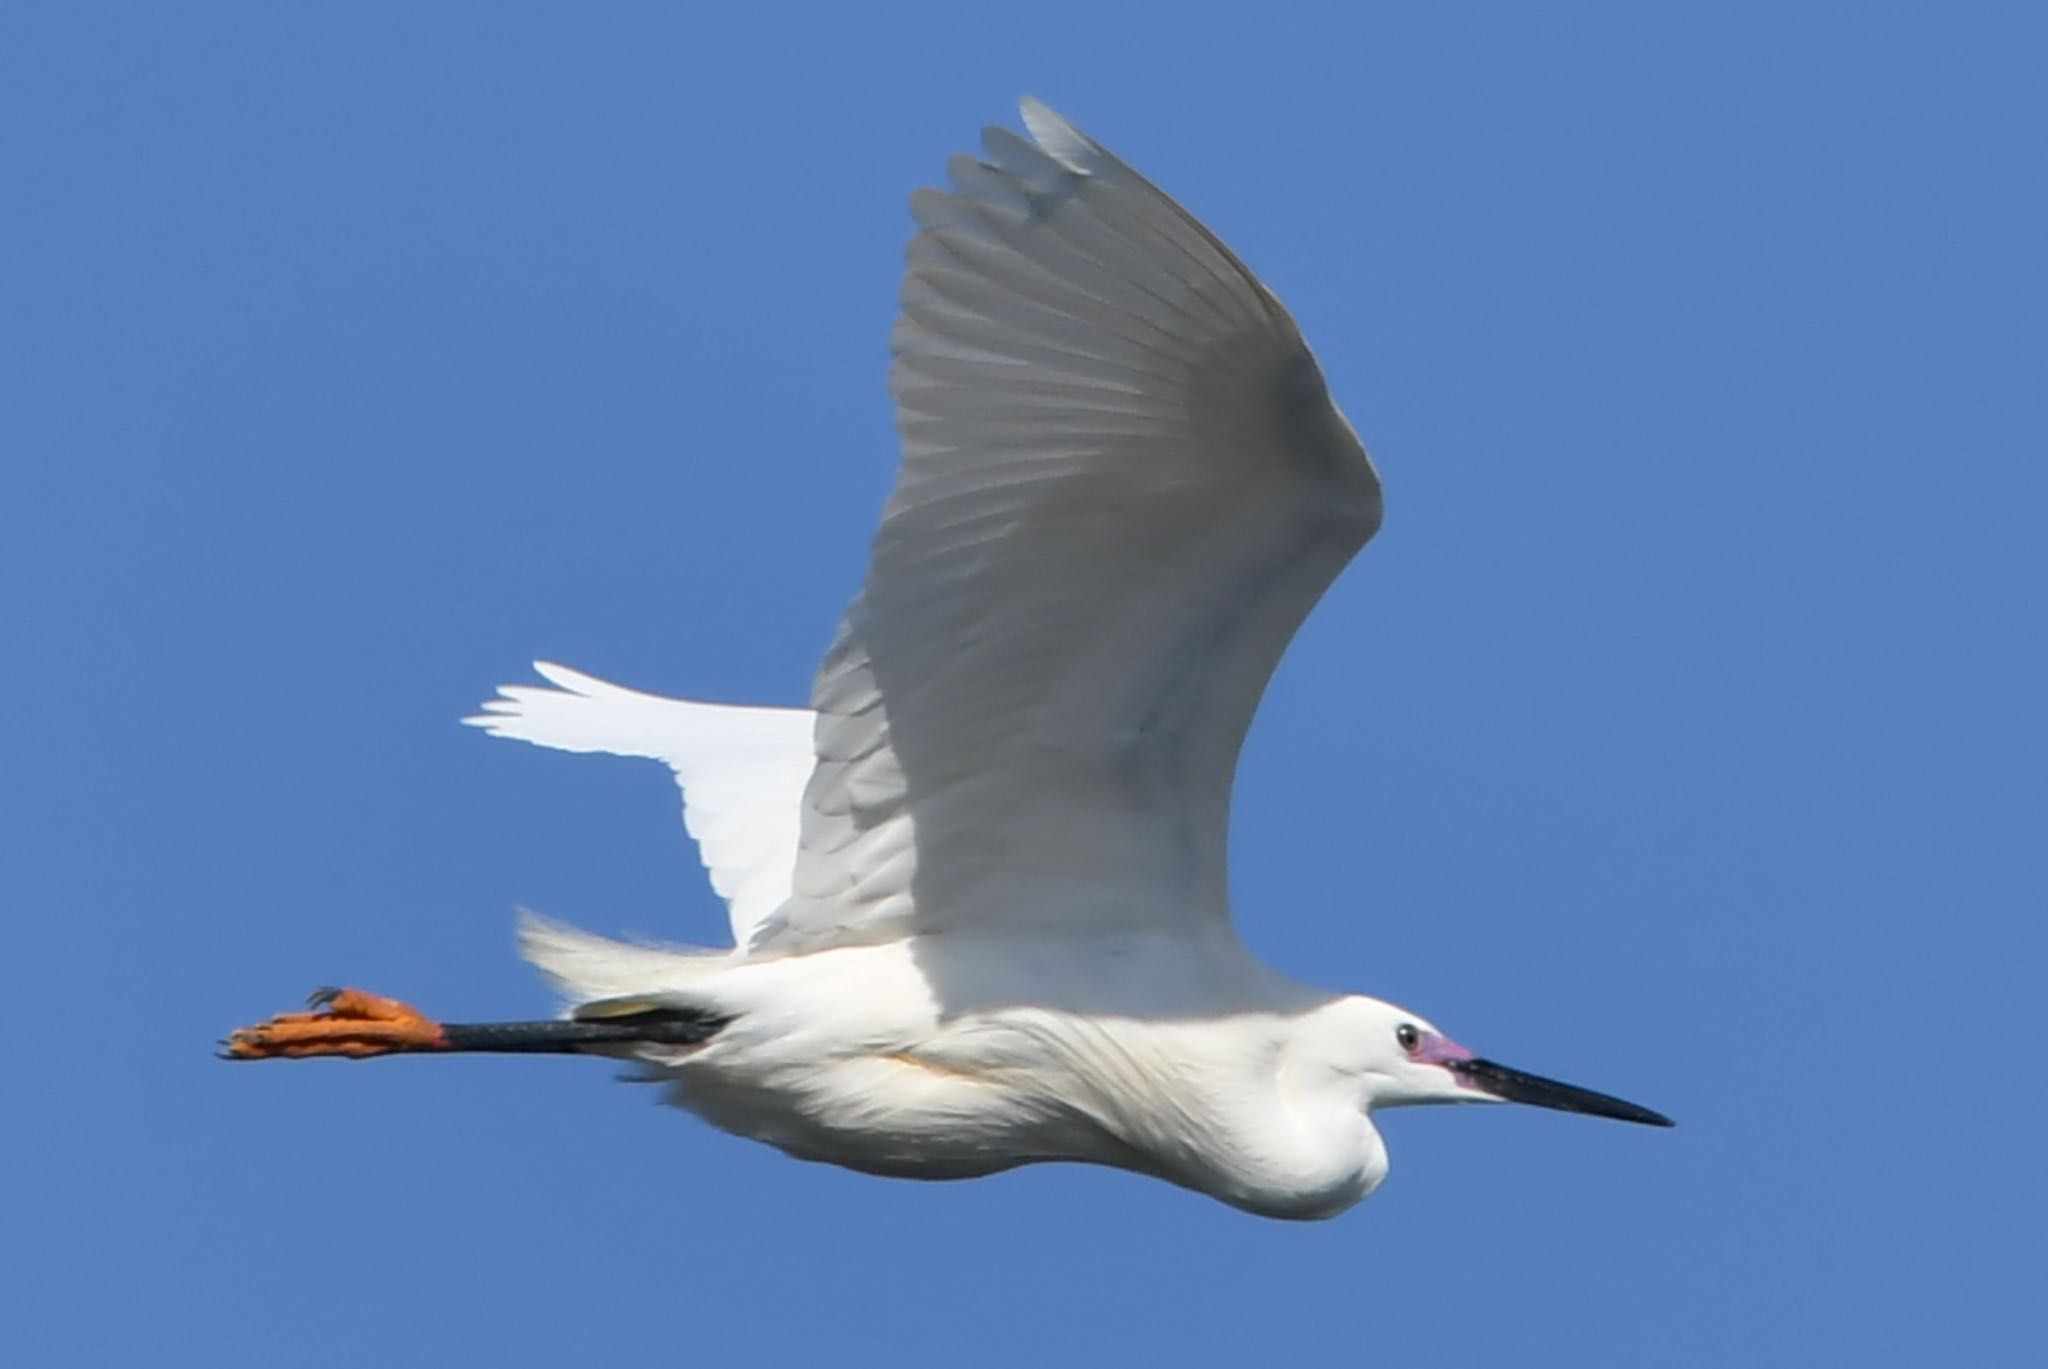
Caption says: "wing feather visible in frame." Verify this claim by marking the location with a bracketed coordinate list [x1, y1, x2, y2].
[752, 100, 1382, 953]
[466, 663, 813, 946]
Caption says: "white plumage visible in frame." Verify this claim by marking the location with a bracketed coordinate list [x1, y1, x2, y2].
[469, 662, 812, 947]
[451, 100, 1669, 1218]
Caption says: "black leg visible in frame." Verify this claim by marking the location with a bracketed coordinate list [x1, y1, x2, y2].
[441, 1010, 729, 1053]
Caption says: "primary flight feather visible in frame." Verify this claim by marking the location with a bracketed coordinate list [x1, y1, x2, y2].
[227, 99, 1669, 1220]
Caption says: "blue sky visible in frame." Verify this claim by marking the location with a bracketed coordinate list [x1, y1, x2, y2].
[5, 4, 2043, 1365]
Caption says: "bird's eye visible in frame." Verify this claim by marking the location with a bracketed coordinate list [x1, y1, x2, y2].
[1395, 1023, 1420, 1051]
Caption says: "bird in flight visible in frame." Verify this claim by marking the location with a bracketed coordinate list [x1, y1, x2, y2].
[226, 99, 1670, 1219]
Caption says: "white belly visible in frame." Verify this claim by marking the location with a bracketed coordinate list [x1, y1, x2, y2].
[670, 1049, 1141, 1180]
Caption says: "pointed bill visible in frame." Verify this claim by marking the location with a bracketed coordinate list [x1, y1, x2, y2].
[1451, 1057, 1674, 1127]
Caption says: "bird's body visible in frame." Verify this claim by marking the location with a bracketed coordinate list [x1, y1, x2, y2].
[227, 100, 1669, 1218]
[523, 900, 1384, 1218]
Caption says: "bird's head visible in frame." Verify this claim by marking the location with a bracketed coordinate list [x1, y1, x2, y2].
[1308, 995, 1673, 1127]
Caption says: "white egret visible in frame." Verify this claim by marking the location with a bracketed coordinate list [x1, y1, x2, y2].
[227, 100, 1669, 1219]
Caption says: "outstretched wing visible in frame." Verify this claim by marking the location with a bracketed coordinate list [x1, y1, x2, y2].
[466, 662, 815, 946]
[757, 101, 1382, 955]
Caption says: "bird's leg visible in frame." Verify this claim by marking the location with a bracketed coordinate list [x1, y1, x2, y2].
[222, 988, 728, 1060]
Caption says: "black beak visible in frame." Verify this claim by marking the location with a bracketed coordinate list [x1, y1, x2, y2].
[1450, 1057, 1673, 1127]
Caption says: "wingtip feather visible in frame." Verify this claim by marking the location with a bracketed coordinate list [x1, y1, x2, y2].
[1018, 97, 1095, 170]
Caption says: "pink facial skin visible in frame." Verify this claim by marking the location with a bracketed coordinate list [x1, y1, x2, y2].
[1410, 1031, 1480, 1087]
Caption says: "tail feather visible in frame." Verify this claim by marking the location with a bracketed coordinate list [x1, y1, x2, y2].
[516, 909, 727, 1012]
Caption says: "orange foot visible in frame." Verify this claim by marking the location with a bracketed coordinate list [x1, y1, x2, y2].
[223, 987, 450, 1060]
